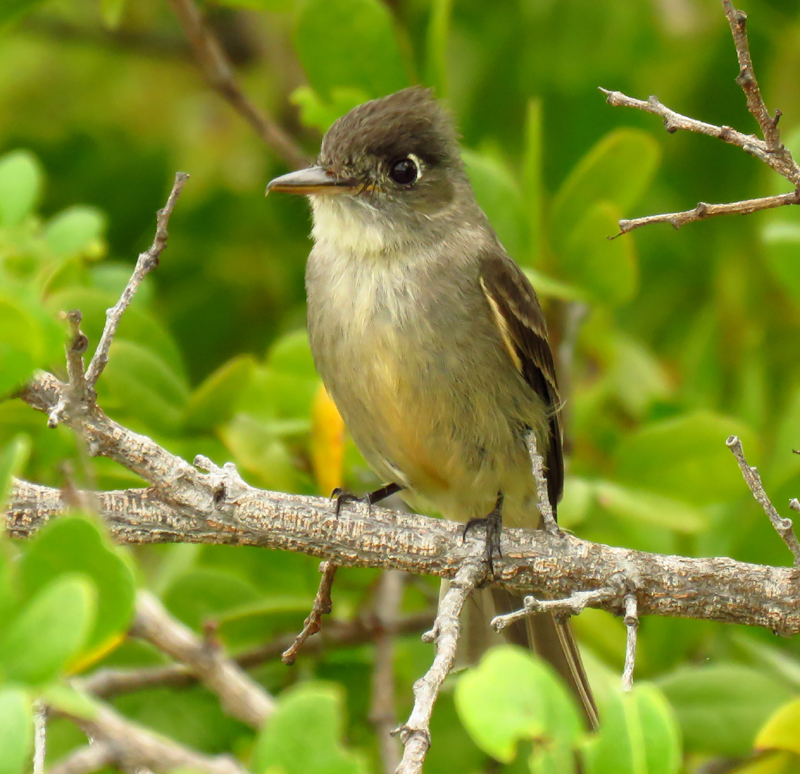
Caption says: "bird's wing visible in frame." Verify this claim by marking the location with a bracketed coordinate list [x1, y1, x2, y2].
[478, 248, 564, 507]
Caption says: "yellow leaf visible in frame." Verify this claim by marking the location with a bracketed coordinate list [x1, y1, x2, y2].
[311, 384, 345, 495]
[756, 698, 800, 756]
[67, 631, 126, 675]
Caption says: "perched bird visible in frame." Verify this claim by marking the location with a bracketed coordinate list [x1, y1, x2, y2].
[267, 87, 597, 728]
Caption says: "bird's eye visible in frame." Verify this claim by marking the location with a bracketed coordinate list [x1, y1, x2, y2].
[389, 157, 419, 186]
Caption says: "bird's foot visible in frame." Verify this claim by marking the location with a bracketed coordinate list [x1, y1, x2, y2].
[462, 494, 504, 575]
[330, 482, 402, 517]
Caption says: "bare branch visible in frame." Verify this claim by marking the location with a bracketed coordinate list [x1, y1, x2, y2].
[165, 0, 309, 169]
[85, 172, 189, 387]
[621, 593, 639, 692]
[394, 559, 484, 774]
[8, 463, 800, 635]
[83, 613, 433, 699]
[371, 571, 403, 774]
[720, 0, 782, 151]
[526, 431, 559, 534]
[491, 586, 620, 633]
[33, 702, 46, 774]
[131, 591, 275, 728]
[282, 561, 338, 665]
[727, 436, 800, 567]
[55, 689, 249, 774]
[600, 3, 800, 232]
[48, 743, 116, 774]
[614, 190, 800, 235]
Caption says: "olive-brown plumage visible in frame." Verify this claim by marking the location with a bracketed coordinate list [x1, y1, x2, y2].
[267, 87, 598, 729]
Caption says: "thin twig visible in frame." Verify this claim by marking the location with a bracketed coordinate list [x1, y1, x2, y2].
[63, 310, 90, 404]
[57, 688, 249, 774]
[130, 591, 274, 728]
[83, 613, 434, 698]
[526, 431, 559, 533]
[48, 310, 89, 428]
[87, 613, 432, 697]
[282, 561, 339, 664]
[85, 172, 189, 387]
[621, 593, 639, 692]
[613, 190, 800, 235]
[599, 90, 800, 188]
[491, 587, 619, 633]
[371, 571, 403, 774]
[394, 559, 484, 774]
[727, 436, 800, 567]
[601, 2, 800, 233]
[165, 0, 308, 169]
[48, 743, 117, 774]
[720, 0, 782, 151]
[33, 702, 47, 774]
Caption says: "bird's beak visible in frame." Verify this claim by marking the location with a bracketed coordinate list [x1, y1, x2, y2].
[266, 166, 360, 196]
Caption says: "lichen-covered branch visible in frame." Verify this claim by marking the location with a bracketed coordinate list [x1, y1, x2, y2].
[8, 467, 800, 635]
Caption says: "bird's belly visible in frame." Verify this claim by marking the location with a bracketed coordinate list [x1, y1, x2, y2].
[317, 320, 537, 525]
[306, 246, 544, 527]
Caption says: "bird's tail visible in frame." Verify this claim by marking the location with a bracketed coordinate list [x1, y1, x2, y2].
[491, 587, 599, 730]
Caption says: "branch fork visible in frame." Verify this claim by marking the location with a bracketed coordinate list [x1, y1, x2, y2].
[602, 0, 800, 233]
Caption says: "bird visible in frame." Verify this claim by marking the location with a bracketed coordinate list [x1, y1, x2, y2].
[267, 86, 598, 729]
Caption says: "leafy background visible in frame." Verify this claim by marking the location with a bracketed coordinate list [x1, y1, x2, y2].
[2, 0, 800, 772]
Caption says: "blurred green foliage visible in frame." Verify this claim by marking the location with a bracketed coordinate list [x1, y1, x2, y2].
[2, 0, 800, 771]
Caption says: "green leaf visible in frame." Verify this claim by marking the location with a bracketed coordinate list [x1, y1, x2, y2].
[46, 287, 184, 377]
[0, 575, 96, 685]
[658, 664, 793, 755]
[40, 684, 98, 721]
[184, 354, 256, 431]
[593, 481, 708, 533]
[551, 129, 660, 244]
[762, 222, 800, 309]
[18, 516, 135, 661]
[0, 687, 32, 774]
[294, 0, 407, 101]
[425, 0, 453, 97]
[607, 332, 672, 418]
[614, 411, 758, 505]
[454, 645, 582, 764]
[756, 698, 800, 755]
[523, 268, 585, 302]
[560, 201, 638, 305]
[99, 339, 190, 433]
[100, 0, 127, 28]
[216, 0, 292, 9]
[0, 434, 30, 513]
[221, 414, 309, 492]
[463, 148, 527, 262]
[0, 150, 42, 226]
[584, 683, 681, 774]
[162, 568, 262, 631]
[0, 294, 46, 395]
[290, 85, 370, 133]
[523, 99, 543, 263]
[253, 682, 368, 774]
[43, 205, 107, 258]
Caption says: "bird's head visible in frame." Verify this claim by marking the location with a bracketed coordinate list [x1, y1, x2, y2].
[267, 88, 474, 253]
